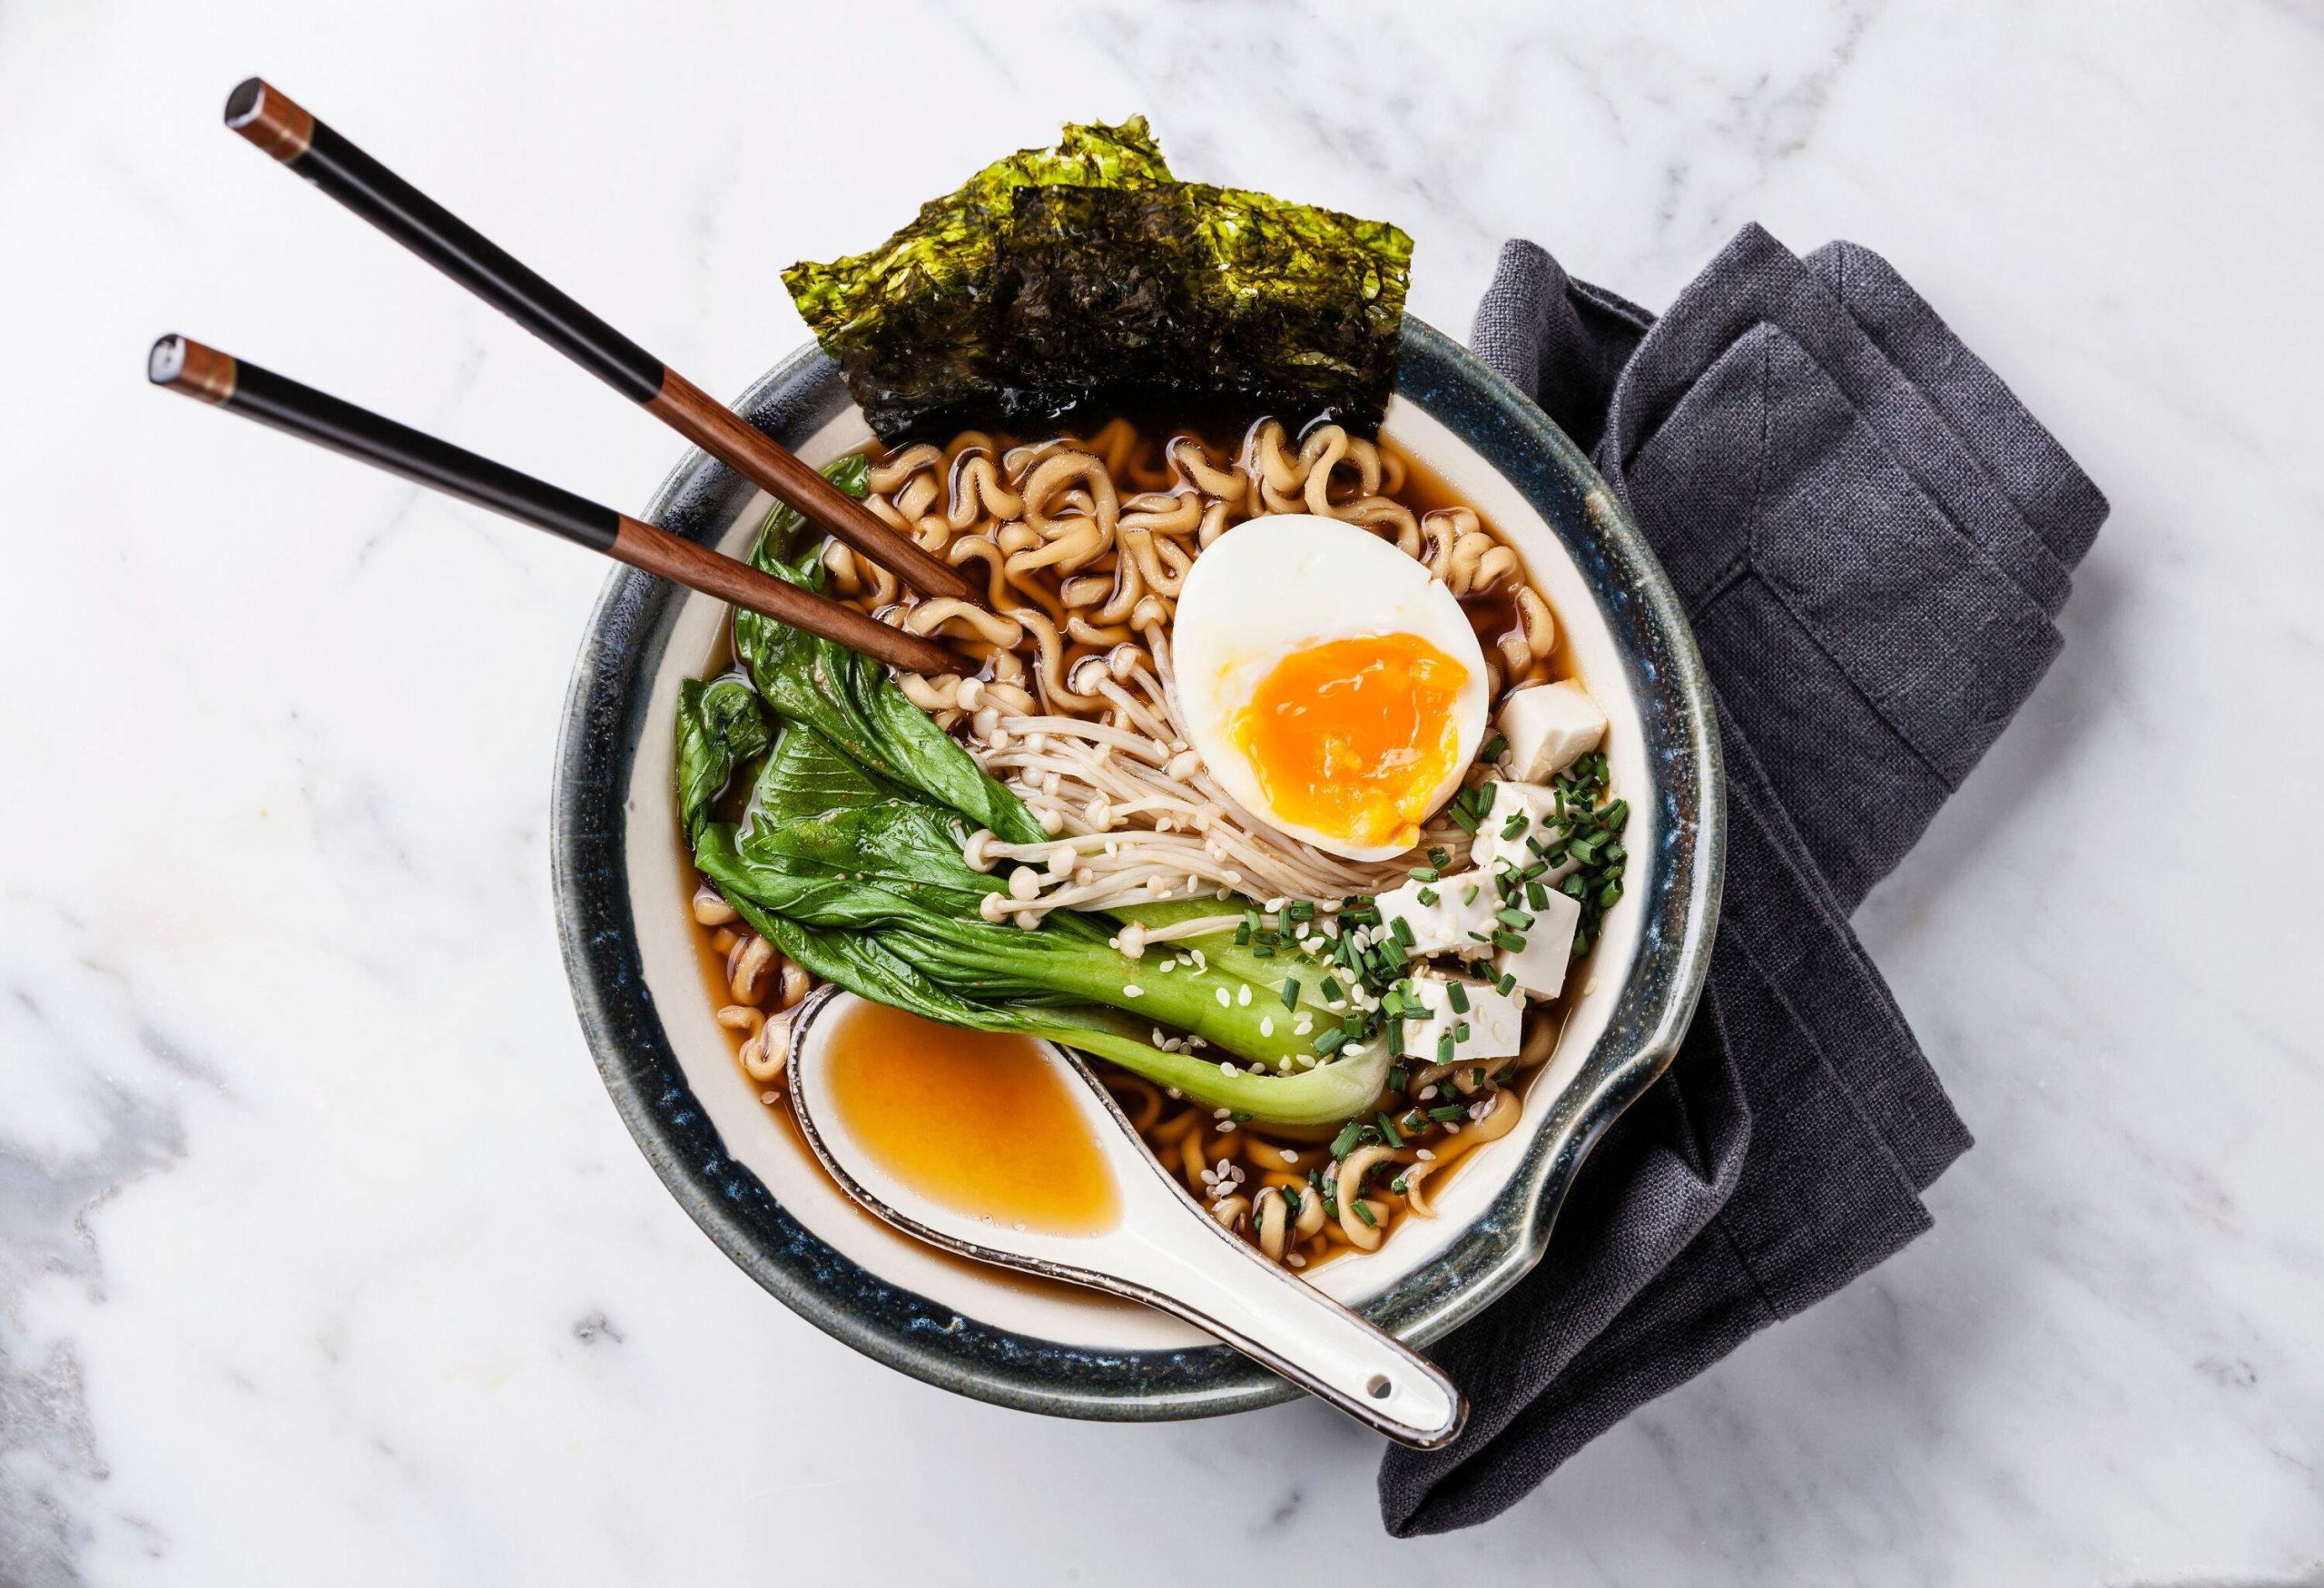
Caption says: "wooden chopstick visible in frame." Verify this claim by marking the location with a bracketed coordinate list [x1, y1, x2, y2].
[148, 335, 962, 678]
[220, 76, 980, 608]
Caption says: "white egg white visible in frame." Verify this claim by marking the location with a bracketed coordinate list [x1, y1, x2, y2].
[1170, 513, 1490, 863]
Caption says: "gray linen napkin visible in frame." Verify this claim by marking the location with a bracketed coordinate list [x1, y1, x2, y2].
[1378, 225, 2105, 1534]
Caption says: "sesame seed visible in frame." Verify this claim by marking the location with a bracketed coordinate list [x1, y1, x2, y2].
[1123, 983, 1144, 998]
[1415, 1149, 1436, 1161]
[1216, 988, 1231, 1008]
[1236, 984, 1253, 1007]
[1260, 1017, 1275, 1037]
[1282, 1150, 1301, 1165]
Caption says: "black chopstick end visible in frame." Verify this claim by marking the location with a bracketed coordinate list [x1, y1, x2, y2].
[148, 334, 186, 385]
[149, 335, 238, 404]
[223, 77, 265, 128]
[222, 77, 314, 162]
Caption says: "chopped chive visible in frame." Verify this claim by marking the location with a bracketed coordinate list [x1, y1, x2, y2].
[1496, 907, 1534, 931]
[1500, 811, 1531, 839]
[1453, 1021, 1471, 1043]
[1391, 1175, 1409, 1194]
[1353, 1200, 1377, 1228]
[1428, 1104, 1466, 1122]
[1320, 975, 1344, 1003]
[1449, 805, 1480, 835]
[1314, 1025, 1349, 1056]
[1329, 1121, 1364, 1159]
[1447, 981, 1471, 1013]
[1415, 886, 1439, 906]
[1437, 1033, 1455, 1064]
[1527, 881, 1550, 910]
[1467, 929, 1493, 944]
[1387, 1020, 1405, 1058]
[1280, 979, 1299, 1011]
[1482, 733, 1508, 764]
[1387, 1064, 1409, 1092]
[1376, 1111, 1404, 1148]
[1496, 972, 1517, 995]
[1492, 929, 1528, 952]
[1252, 942, 1275, 958]
[1389, 916, 1414, 948]
[1462, 883, 1481, 906]
[1471, 1067, 1485, 1085]
[1428, 845, 1452, 868]
[1408, 865, 1440, 883]
[1287, 899, 1315, 921]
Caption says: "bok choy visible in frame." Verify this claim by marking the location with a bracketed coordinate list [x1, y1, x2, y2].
[675, 459, 1388, 1128]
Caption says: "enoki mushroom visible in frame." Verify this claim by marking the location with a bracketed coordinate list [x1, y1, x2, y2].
[844, 419, 1557, 930]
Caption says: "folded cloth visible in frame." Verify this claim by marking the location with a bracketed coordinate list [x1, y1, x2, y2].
[1379, 225, 2106, 1535]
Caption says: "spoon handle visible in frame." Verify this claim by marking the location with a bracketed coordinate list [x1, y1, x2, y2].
[1111, 1225, 1466, 1448]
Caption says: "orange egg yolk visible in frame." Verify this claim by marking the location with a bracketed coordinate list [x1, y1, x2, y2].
[1229, 632, 1470, 850]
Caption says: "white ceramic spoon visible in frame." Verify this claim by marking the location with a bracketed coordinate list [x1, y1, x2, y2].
[786, 989, 1467, 1448]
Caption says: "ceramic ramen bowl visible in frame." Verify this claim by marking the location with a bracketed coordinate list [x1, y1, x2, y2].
[551, 317, 1725, 1421]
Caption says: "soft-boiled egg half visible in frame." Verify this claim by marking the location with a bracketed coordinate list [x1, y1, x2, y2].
[1171, 514, 1489, 862]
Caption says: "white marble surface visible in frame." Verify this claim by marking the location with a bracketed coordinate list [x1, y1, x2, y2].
[5, 1, 2321, 1582]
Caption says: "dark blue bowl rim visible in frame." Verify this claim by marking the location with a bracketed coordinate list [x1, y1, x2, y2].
[550, 317, 1725, 1422]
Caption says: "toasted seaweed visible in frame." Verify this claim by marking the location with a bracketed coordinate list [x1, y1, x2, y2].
[997, 181, 1411, 430]
[783, 119, 1413, 439]
[783, 118, 1176, 439]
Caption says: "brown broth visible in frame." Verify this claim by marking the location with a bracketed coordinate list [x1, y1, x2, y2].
[823, 1000, 1119, 1237]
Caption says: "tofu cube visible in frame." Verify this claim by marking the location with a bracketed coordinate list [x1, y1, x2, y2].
[1492, 884, 1582, 1001]
[1401, 971, 1523, 1065]
[1373, 873, 1501, 959]
[1469, 783, 1578, 882]
[1496, 681, 1607, 783]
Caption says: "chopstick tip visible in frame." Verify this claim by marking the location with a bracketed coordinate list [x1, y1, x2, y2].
[149, 336, 237, 404]
[223, 78, 313, 162]
[222, 78, 266, 126]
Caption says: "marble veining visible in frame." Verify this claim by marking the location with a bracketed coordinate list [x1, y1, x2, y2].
[3, 1, 2321, 1583]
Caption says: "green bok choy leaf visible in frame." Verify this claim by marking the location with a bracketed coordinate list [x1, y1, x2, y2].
[676, 472, 1386, 1126]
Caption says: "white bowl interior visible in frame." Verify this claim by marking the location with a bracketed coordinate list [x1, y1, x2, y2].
[621, 395, 1651, 1351]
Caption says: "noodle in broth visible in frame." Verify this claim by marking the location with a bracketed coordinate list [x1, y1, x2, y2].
[694, 416, 1588, 1273]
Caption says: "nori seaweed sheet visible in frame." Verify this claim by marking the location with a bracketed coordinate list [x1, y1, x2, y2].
[783, 120, 1413, 440]
[997, 182, 1410, 430]
[783, 119, 1176, 439]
